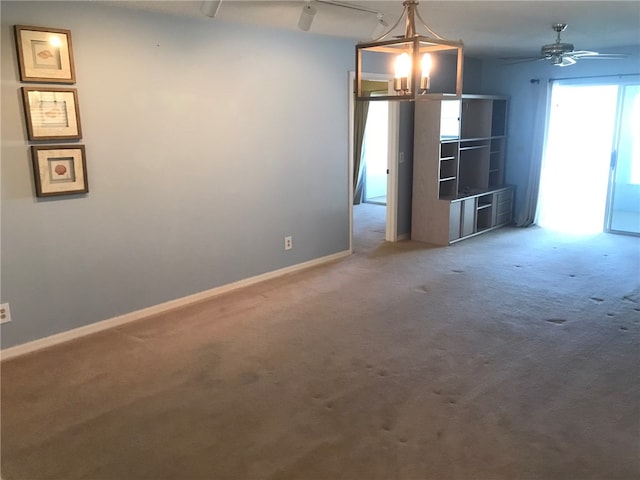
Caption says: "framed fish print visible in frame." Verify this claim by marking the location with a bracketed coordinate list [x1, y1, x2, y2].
[14, 25, 76, 83]
[31, 145, 88, 197]
[21, 87, 82, 140]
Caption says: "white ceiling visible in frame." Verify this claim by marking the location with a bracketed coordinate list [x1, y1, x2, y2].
[104, 1, 640, 58]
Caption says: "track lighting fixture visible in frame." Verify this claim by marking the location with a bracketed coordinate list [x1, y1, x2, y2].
[298, 2, 317, 32]
[200, 0, 222, 18]
[355, 0, 464, 101]
[371, 13, 388, 40]
[300, 1, 381, 33]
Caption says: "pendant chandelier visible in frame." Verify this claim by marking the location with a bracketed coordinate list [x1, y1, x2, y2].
[355, 0, 463, 101]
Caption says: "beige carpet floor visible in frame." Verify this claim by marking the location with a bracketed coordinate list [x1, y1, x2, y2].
[1, 204, 639, 480]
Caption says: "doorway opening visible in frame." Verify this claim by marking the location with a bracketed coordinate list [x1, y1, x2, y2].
[349, 73, 399, 252]
[363, 100, 389, 205]
[537, 78, 640, 235]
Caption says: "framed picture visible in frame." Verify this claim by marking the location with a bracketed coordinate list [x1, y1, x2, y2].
[31, 145, 88, 197]
[14, 25, 75, 83]
[22, 87, 82, 141]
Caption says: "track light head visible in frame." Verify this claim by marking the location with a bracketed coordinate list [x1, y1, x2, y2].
[371, 13, 388, 40]
[298, 2, 317, 32]
[200, 0, 222, 18]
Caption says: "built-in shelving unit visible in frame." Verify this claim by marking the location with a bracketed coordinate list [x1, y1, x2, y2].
[412, 95, 514, 246]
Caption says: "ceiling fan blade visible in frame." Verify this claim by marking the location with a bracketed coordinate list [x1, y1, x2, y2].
[570, 50, 599, 57]
[577, 53, 629, 60]
[556, 56, 577, 67]
[500, 55, 540, 60]
[501, 57, 545, 65]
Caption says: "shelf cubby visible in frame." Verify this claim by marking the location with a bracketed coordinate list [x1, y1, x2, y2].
[491, 99, 508, 136]
[440, 158, 457, 180]
[461, 98, 492, 139]
[439, 178, 457, 198]
[476, 206, 493, 230]
[440, 100, 461, 140]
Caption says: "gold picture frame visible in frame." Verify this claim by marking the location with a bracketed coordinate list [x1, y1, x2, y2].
[22, 87, 82, 141]
[31, 145, 88, 197]
[14, 25, 75, 84]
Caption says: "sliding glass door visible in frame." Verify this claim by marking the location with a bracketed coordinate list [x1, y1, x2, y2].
[538, 75, 640, 236]
[606, 83, 640, 235]
[537, 82, 618, 233]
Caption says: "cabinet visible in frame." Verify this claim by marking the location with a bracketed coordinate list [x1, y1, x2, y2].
[412, 95, 513, 246]
[447, 187, 513, 242]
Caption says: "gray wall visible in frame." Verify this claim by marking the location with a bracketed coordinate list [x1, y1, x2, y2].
[479, 47, 640, 218]
[1, 2, 354, 348]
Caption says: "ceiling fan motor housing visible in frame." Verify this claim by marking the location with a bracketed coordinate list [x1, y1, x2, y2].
[541, 42, 574, 58]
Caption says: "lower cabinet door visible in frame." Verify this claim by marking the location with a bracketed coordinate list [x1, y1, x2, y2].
[449, 201, 462, 242]
[461, 198, 476, 237]
[491, 192, 500, 227]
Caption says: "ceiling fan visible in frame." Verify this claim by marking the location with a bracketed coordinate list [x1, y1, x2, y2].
[504, 23, 628, 67]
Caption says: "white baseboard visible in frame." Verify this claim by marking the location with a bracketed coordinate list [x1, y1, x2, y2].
[1, 250, 351, 361]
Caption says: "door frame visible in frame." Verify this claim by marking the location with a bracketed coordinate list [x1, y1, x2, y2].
[604, 78, 640, 236]
[348, 71, 400, 252]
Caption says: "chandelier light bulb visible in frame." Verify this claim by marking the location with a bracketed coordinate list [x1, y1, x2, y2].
[420, 53, 432, 90]
[395, 52, 411, 78]
[394, 52, 411, 92]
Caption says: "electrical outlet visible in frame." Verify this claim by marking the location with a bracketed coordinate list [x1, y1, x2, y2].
[284, 236, 292, 251]
[0, 303, 11, 324]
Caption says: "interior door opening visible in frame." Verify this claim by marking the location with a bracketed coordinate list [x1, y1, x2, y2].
[363, 100, 389, 206]
[349, 73, 399, 252]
